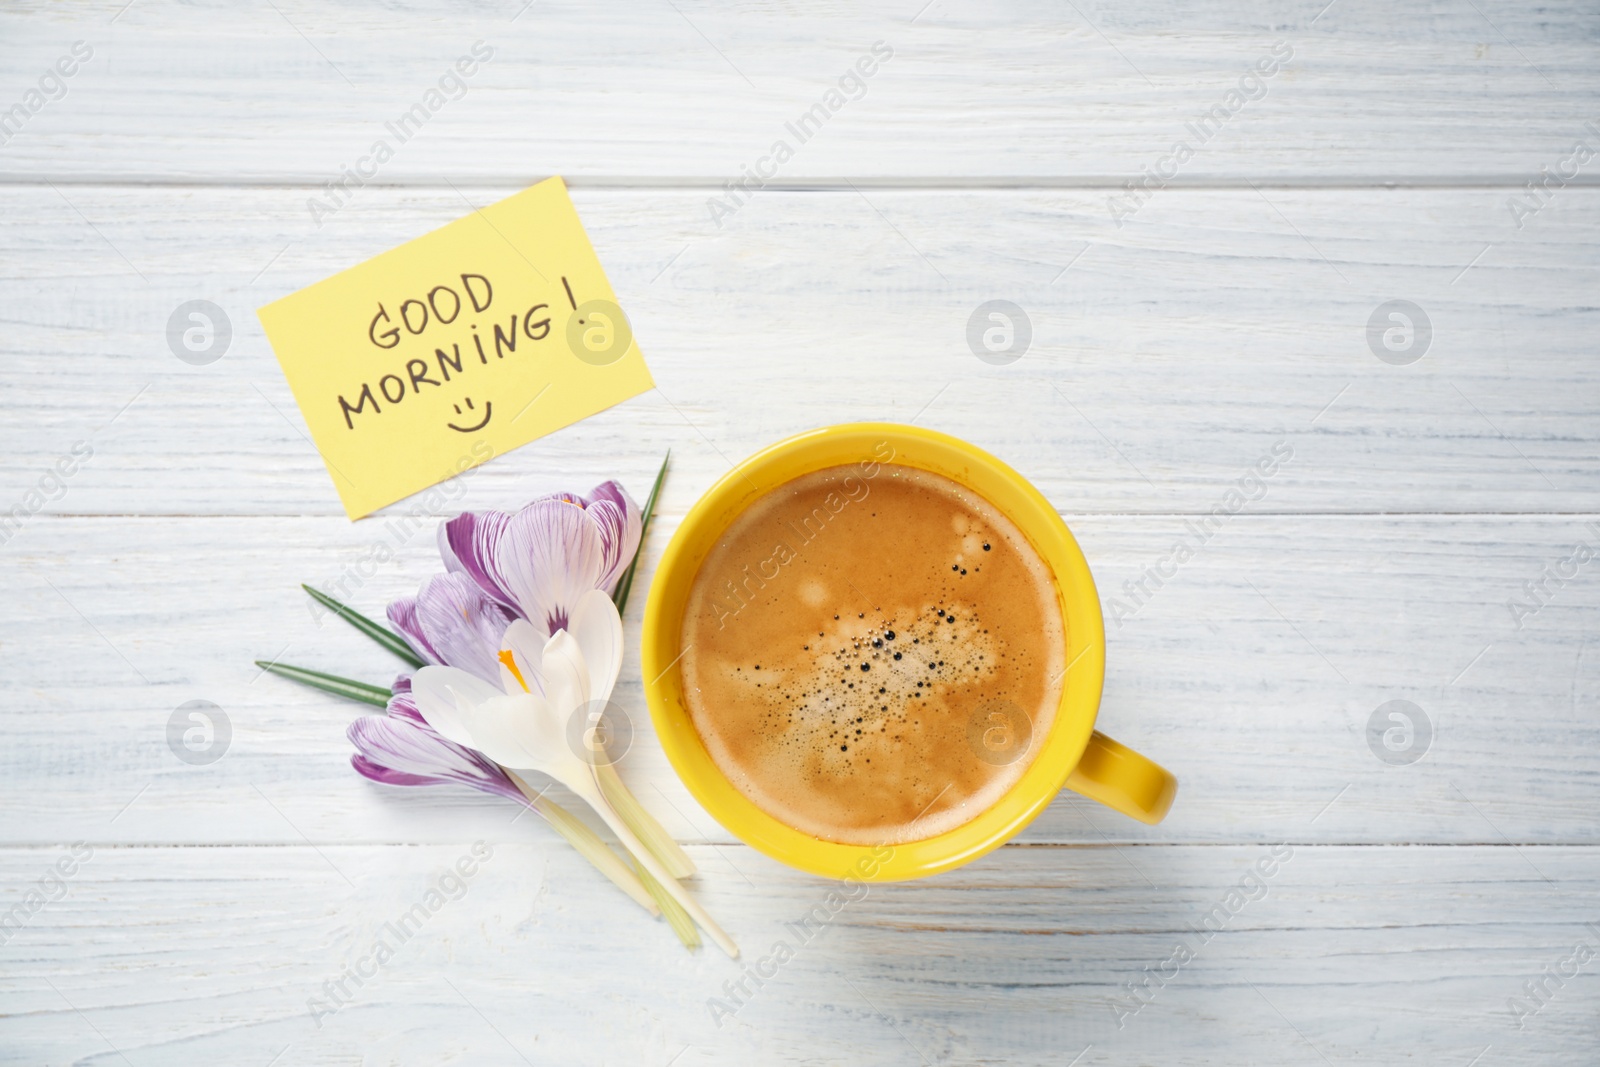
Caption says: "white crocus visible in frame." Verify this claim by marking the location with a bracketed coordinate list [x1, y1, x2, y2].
[412, 589, 737, 958]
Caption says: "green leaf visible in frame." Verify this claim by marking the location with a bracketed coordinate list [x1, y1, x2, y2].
[254, 660, 392, 707]
[612, 450, 669, 616]
[302, 584, 426, 668]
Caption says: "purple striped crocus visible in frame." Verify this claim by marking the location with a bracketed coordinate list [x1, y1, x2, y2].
[382, 481, 640, 685]
[348, 676, 518, 800]
[386, 573, 515, 684]
[432, 480, 642, 641]
[345, 479, 715, 951]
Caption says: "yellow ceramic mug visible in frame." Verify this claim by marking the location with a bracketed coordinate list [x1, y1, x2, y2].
[642, 423, 1176, 881]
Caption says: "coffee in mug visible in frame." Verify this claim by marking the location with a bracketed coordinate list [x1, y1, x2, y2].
[680, 463, 1065, 845]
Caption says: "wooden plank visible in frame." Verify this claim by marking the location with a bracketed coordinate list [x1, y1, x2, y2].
[0, 843, 1594, 1064]
[0, 1, 1596, 182]
[1, 186, 1596, 516]
[4, 513, 1596, 847]
[3, 3, 1595, 1064]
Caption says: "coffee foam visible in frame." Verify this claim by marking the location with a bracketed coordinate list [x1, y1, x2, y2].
[681, 463, 1065, 845]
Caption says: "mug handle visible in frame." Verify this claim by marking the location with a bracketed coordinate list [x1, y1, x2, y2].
[1065, 731, 1178, 825]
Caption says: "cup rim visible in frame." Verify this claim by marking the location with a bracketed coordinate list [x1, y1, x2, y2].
[641, 423, 1105, 880]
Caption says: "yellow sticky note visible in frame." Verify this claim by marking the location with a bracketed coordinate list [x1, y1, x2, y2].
[257, 177, 654, 519]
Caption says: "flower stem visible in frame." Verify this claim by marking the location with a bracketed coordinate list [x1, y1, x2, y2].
[570, 776, 739, 958]
[302, 584, 426, 668]
[635, 859, 701, 950]
[612, 450, 669, 616]
[595, 760, 697, 880]
[254, 660, 390, 706]
[506, 771, 659, 917]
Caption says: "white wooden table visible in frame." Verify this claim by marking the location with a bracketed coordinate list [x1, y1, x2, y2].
[3, 2, 1597, 1063]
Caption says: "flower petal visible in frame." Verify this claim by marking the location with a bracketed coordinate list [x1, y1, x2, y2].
[497, 500, 608, 639]
[351, 753, 439, 788]
[438, 509, 517, 610]
[408, 573, 515, 683]
[348, 715, 513, 796]
[579, 481, 642, 593]
[567, 588, 624, 706]
[386, 597, 443, 665]
[469, 693, 555, 768]
[386, 686, 425, 726]
[411, 665, 504, 748]
[499, 619, 547, 697]
[542, 628, 592, 718]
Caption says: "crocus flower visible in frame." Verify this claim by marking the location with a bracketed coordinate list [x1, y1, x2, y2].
[412, 589, 738, 958]
[350, 677, 519, 798]
[435, 481, 641, 641]
[263, 465, 698, 948]
[387, 572, 516, 684]
[348, 677, 662, 918]
[388, 483, 697, 884]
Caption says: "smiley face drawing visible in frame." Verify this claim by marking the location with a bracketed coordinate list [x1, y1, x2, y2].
[447, 397, 492, 433]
